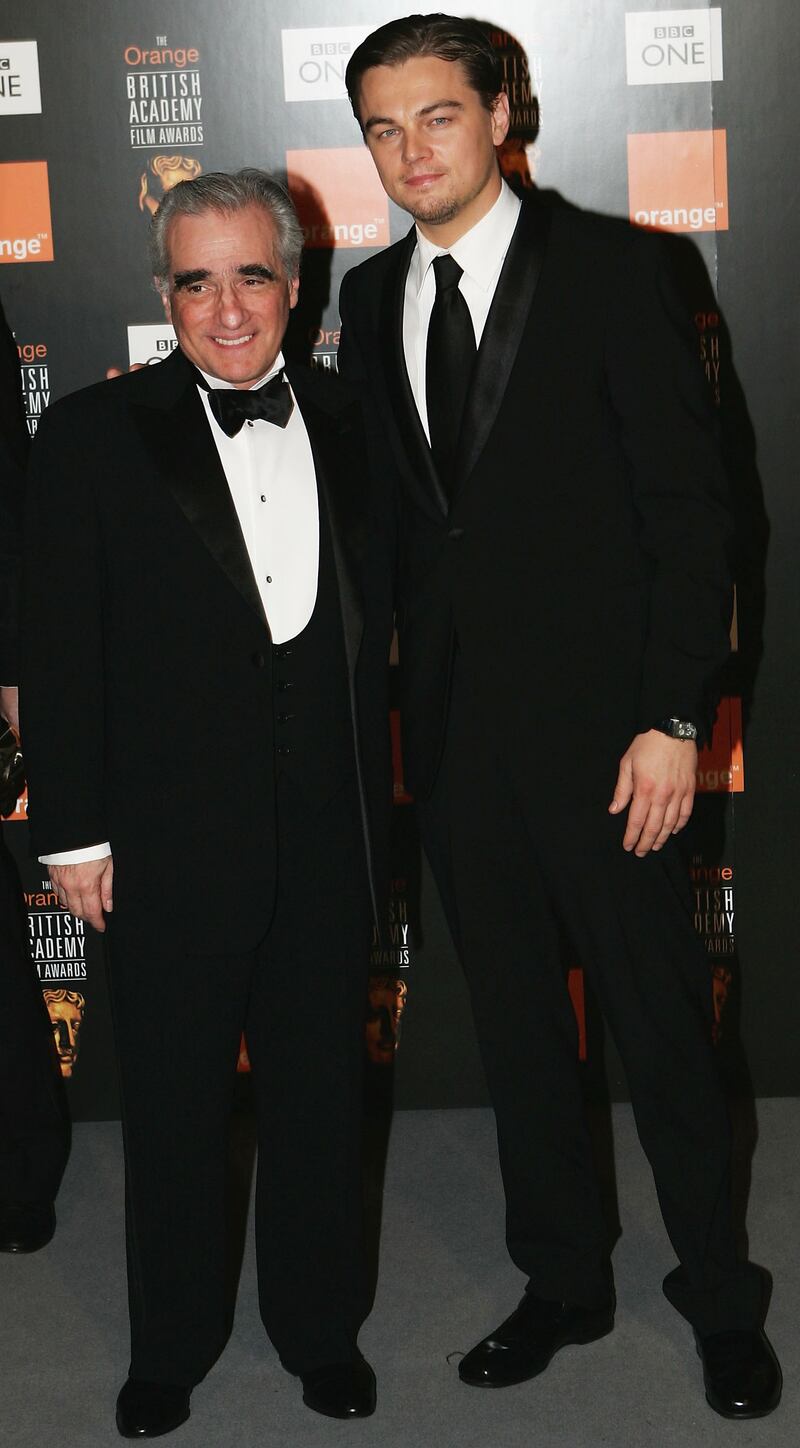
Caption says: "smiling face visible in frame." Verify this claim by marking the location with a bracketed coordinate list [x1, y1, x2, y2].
[160, 203, 299, 389]
[358, 55, 509, 247]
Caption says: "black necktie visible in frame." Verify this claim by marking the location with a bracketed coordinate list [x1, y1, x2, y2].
[205, 371, 294, 437]
[425, 254, 477, 499]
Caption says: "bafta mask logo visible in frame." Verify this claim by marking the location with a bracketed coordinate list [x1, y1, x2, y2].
[711, 963, 732, 1044]
[365, 975, 407, 1066]
[43, 988, 85, 1077]
[139, 154, 202, 216]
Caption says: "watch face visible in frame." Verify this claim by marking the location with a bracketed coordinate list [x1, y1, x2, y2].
[657, 718, 698, 740]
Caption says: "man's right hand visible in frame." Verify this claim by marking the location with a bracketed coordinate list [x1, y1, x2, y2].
[50, 857, 114, 932]
[106, 363, 146, 379]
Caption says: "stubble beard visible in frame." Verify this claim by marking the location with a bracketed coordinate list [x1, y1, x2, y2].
[400, 158, 497, 230]
[404, 193, 462, 227]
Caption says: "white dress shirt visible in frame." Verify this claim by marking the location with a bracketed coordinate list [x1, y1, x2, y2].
[41, 351, 319, 866]
[403, 181, 521, 439]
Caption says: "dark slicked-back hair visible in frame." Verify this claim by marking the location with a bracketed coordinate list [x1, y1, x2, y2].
[345, 13, 505, 126]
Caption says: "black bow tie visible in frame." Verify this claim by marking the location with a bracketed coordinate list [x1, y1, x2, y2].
[204, 371, 294, 436]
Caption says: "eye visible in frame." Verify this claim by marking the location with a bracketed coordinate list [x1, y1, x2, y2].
[430, 115, 451, 127]
[377, 126, 399, 140]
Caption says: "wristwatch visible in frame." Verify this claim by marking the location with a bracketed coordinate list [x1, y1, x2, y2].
[653, 717, 698, 741]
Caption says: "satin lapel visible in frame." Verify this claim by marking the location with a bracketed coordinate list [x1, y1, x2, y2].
[453, 195, 552, 498]
[287, 366, 365, 683]
[130, 350, 267, 626]
[379, 230, 449, 518]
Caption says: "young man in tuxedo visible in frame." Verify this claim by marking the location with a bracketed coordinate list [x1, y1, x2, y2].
[21, 170, 393, 1436]
[338, 14, 780, 1420]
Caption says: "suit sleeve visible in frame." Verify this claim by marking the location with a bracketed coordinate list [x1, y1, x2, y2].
[337, 268, 367, 387]
[604, 232, 734, 745]
[0, 299, 29, 683]
[20, 401, 108, 856]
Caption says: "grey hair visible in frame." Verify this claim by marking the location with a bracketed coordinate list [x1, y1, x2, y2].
[150, 168, 304, 293]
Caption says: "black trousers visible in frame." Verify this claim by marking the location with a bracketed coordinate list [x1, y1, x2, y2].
[0, 831, 68, 1205]
[106, 775, 372, 1386]
[417, 661, 762, 1335]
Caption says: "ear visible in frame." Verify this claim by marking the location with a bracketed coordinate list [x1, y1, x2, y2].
[491, 91, 511, 146]
[288, 275, 300, 311]
[158, 282, 173, 323]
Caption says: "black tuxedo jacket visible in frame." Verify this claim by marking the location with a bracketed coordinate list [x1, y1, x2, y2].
[21, 348, 394, 949]
[339, 191, 733, 809]
[0, 298, 28, 683]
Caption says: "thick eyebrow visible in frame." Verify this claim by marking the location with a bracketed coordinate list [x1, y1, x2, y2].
[173, 268, 210, 291]
[172, 262, 277, 291]
[363, 98, 464, 132]
[237, 263, 277, 281]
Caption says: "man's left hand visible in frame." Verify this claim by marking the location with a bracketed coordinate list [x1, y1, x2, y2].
[609, 730, 697, 856]
[0, 685, 19, 736]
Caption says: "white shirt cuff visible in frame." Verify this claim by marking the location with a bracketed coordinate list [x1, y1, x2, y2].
[39, 842, 112, 865]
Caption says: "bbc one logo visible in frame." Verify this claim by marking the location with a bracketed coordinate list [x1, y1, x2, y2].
[281, 25, 371, 103]
[625, 9, 723, 86]
[127, 323, 177, 366]
[0, 40, 42, 114]
[0, 161, 54, 263]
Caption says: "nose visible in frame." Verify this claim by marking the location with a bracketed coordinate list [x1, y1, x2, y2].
[217, 280, 247, 329]
[401, 123, 432, 167]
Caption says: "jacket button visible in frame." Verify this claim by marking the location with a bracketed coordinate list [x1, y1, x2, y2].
[251, 652, 266, 668]
[277, 744, 292, 757]
[448, 526, 464, 540]
[277, 712, 293, 725]
[276, 679, 293, 692]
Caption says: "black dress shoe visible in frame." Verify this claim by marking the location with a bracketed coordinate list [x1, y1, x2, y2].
[0, 1200, 55, 1253]
[300, 1356, 376, 1418]
[458, 1291, 615, 1388]
[115, 1378, 191, 1438]
[697, 1328, 782, 1418]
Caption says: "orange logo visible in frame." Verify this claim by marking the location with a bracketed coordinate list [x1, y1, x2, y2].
[0, 161, 54, 262]
[285, 147, 389, 249]
[628, 129, 728, 233]
[697, 696, 744, 793]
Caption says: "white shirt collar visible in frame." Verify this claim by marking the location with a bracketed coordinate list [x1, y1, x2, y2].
[196, 350, 286, 393]
[411, 182, 521, 295]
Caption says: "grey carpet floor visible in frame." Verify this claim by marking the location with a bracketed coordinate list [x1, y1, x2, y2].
[2, 1101, 798, 1447]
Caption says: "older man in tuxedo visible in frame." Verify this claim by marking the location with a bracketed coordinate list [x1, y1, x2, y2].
[22, 169, 393, 1436]
[338, 13, 780, 1420]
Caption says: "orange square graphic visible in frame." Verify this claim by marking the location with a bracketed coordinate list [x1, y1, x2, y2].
[567, 968, 587, 1062]
[0, 161, 54, 263]
[628, 130, 728, 234]
[5, 783, 28, 822]
[285, 147, 389, 250]
[696, 696, 744, 793]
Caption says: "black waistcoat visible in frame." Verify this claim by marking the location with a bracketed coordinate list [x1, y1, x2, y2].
[271, 491, 355, 809]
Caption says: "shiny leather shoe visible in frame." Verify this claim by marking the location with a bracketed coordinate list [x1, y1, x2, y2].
[300, 1356, 377, 1418]
[697, 1328, 782, 1418]
[0, 1200, 55, 1253]
[115, 1378, 191, 1438]
[458, 1291, 615, 1387]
